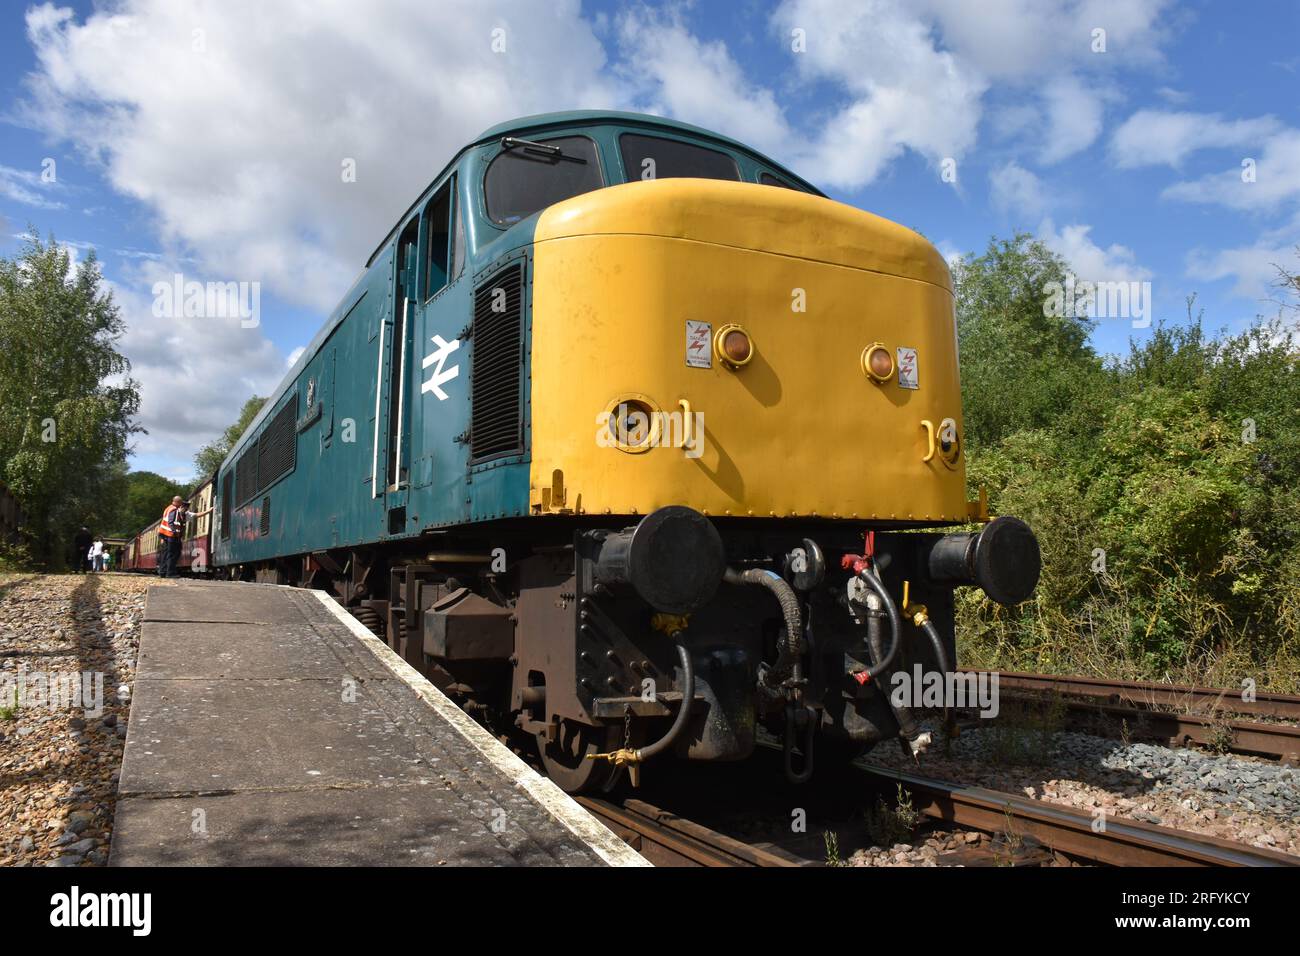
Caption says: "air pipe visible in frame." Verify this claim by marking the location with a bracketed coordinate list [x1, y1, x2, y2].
[724, 567, 804, 692]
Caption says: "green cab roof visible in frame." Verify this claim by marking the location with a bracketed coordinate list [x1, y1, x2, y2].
[366, 110, 823, 267]
[471, 110, 821, 193]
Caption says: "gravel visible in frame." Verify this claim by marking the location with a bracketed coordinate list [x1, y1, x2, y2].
[0, 572, 155, 867]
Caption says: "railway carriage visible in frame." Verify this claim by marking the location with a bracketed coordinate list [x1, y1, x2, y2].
[184, 476, 215, 572]
[199, 111, 1039, 791]
[123, 476, 215, 574]
[123, 518, 162, 573]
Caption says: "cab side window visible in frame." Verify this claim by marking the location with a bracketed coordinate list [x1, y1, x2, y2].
[619, 134, 739, 182]
[423, 178, 456, 300]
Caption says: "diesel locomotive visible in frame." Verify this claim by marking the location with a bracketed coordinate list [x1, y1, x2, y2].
[176, 111, 1040, 791]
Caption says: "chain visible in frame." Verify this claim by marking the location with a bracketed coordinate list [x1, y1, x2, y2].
[623, 705, 632, 750]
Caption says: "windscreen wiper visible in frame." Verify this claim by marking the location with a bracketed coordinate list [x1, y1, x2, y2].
[501, 136, 587, 163]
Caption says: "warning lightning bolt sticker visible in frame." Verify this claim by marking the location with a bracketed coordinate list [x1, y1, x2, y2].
[421, 334, 461, 400]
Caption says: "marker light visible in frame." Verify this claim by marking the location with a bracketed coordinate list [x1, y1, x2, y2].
[714, 324, 754, 368]
[862, 342, 894, 383]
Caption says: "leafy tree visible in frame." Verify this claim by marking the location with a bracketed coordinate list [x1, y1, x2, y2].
[953, 235, 1109, 451]
[0, 231, 140, 566]
[105, 470, 188, 538]
[955, 239, 1300, 687]
[1272, 246, 1299, 315]
[193, 395, 265, 478]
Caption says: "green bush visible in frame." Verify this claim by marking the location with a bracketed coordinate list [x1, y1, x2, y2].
[954, 237, 1300, 691]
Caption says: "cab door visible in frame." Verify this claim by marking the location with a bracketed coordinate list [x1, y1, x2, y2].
[376, 218, 419, 537]
[408, 175, 472, 529]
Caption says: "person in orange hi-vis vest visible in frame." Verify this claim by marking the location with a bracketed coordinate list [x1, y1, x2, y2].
[158, 496, 185, 578]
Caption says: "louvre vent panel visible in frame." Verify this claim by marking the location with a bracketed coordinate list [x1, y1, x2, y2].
[235, 393, 299, 510]
[220, 474, 232, 541]
[470, 264, 524, 462]
[259, 497, 271, 536]
[235, 446, 258, 507]
[257, 394, 298, 492]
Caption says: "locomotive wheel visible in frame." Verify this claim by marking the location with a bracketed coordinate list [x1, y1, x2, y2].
[536, 720, 620, 793]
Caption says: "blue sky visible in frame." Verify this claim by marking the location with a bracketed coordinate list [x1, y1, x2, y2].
[2, 0, 1298, 481]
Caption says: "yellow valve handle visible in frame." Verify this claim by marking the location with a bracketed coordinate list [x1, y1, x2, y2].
[588, 748, 641, 766]
[920, 420, 936, 463]
[901, 580, 929, 626]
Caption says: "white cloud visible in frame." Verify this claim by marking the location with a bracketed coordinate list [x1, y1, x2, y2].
[989, 161, 1049, 221]
[1039, 75, 1107, 164]
[0, 163, 65, 209]
[13, 0, 1188, 474]
[285, 346, 306, 369]
[611, 2, 991, 191]
[18, 0, 620, 475]
[770, 0, 987, 188]
[20, 0, 620, 314]
[1038, 218, 1152, 283]
[1112, 111, 1300, 301]
[1110, 109, 1281, 169]
[105, 267, 288, 469]
[614, 10, 789, 158]
[1162, 129, 1300, 211]
[916, 0, 1173, 81]
[914, 0, 1171, 165]
[1186, 242, 1299, 301]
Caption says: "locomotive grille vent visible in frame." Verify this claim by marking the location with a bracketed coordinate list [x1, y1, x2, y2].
[257, 393, 298, 493]
[259, 496, 271, 536]
[235, 445, 258, 507]
[470, 263, 525, 463]
[219, 473, 232, 541]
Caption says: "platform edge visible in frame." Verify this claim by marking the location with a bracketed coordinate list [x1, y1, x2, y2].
[305, 587, 650, 868]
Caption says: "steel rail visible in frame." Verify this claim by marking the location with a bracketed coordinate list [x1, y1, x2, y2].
[854, 763, 1300, 867]
[576, 796, 807, 867]
[1023, 696, 1300, 762]
[596, 742, 1299, 868]
[969, 670, 1300, 721]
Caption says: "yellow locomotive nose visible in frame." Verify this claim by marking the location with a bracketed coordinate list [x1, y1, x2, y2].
[529, 178, 968, 526]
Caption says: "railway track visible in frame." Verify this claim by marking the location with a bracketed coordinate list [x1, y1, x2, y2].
[575, 796, 808, 867]
[580, 748, 1300, 868]
[968, 671, 1300, 762]
[855, 763, 1300, 868]
[976, 670, 1300, 720]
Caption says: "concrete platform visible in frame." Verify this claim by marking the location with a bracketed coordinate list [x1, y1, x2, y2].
[110, 581, 646, 867]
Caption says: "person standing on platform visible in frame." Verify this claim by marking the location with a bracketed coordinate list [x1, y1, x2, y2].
[158, 496, 184, 578]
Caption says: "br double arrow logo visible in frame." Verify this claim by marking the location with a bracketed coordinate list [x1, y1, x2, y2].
[421, 334, 460, 401]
